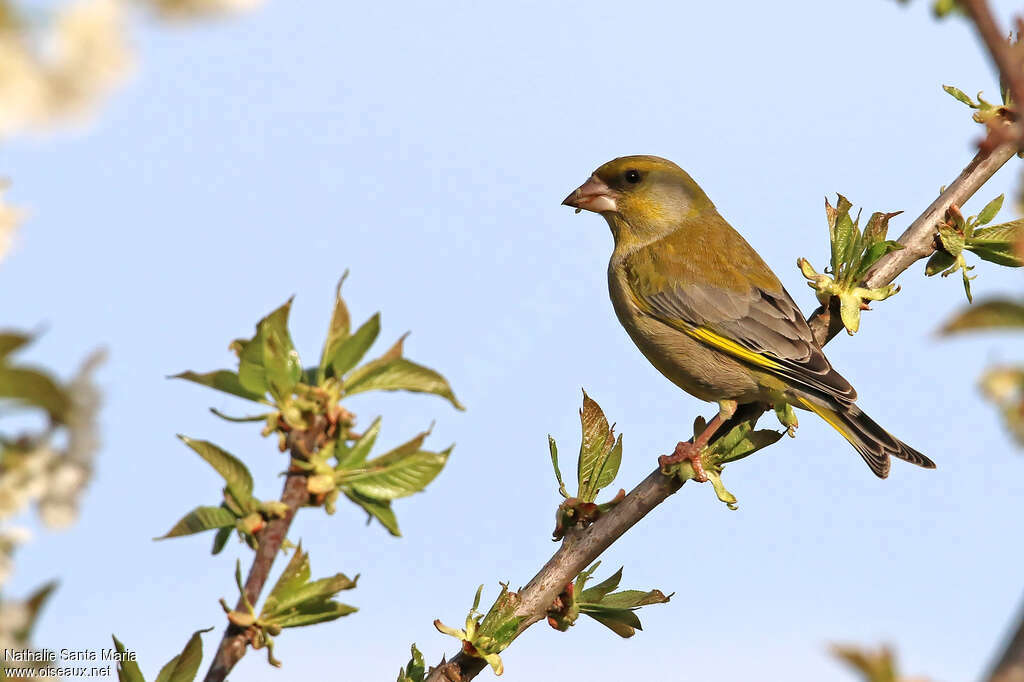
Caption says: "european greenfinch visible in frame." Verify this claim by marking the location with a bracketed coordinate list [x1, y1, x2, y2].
[562, 155, 935, 479]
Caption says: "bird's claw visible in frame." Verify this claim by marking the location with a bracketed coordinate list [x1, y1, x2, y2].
[658, 441, 708, 482]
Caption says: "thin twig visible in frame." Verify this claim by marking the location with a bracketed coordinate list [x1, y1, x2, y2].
[960, 0, 1024, 144]
[424, 137, 1019, 682]
[202, 473, 307, 682]
[202, 422, 324, 682]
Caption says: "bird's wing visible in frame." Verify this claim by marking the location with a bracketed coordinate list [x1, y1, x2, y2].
[623, 230, 857, 404]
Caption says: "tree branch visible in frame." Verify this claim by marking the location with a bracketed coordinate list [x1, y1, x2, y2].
[202, 422, 324, 682]
[960, 0, 1024, 147]
[425, 138, 1019, 682]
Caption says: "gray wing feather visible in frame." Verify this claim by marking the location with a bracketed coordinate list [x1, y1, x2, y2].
[642, 283, 857, 403]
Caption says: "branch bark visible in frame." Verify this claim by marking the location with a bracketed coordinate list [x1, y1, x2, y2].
[425, 138, 1019, 682]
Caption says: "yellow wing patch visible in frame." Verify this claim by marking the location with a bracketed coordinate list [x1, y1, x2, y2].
[684, 326, 782, 371]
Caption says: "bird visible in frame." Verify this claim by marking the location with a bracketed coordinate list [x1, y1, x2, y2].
[562, 155, 935, 479]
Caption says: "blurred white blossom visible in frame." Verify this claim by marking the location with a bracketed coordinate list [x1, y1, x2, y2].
[0, 0, 263, 138]
[0, 0, 132, 137]
[0, 525, 31, 585]
[0, 348, 104, 585]
[0, 179, 19, 262]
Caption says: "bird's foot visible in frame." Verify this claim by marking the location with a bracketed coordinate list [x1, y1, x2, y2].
[658, 441, 708, 482]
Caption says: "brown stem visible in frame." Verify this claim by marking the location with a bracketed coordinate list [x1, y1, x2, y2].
[203, 421, 325, 682]
[202, 473, 306, 682]
[424, 138, 1019, 682]
[960, 0, 1024, 144]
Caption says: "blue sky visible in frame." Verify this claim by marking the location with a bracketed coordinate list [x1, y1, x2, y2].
[3, 1, 1024, 680]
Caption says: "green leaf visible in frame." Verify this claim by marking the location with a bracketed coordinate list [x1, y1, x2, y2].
[211, 526, 232, 555]
[178, 436, 254, 508]
[549, 436, 569, 498]
[271, 599, 359, 628]
[962, 265, 975, 304]
[925, 250, 957, 276]
[593, 434, 622, 491]
[237, 299, 303, 402]
[939, 299, 1024, 334]
[855, 240, 903, 280]
[330, 313, 381, 378]
[709, 421, 785, 465]
[261, 544, 358, 629]
[968, 243, 1024, 267]
[359, 427, 432, 467]
[976, 194, 1004, 225]
[0, 331, 31, 359]
[943, 84, 976, 107]
[262, 543, 311, 609]
[112, 635, 145, 682]
[861, 211, 900, 246]
[0, 366, 70, 420]
[336, 416, 383, 470]
[578, 567, 622, 604]
[209, 408, 272, 423]
[841, 209, 864, 281]
[344, 357, 464, 410]
[577, 391, 620, 502]
[574, 561, 601, 593]
[938, 225, 965, 257]
[153, 629, 210, 682]
[169, 370, 268, 403]
[397, 644, 426, 682]
[17, 581, 57, 642]
[578, 604, 643, 637]
[318, 273, 352, 383]
[342, 331, 404, 387]
[967, 219, 1024, 267]
[343, 489, 401, 536]
[598, 589, 671, 609]
[342, 446, 452, 501]
[829, 195, 855, 275]
[157, 506, 237, 539]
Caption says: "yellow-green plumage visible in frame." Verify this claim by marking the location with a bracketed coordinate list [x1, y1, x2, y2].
[566, 155, 934, 478]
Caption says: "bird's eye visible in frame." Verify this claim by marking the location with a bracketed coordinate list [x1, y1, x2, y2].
[624, 169, 641, 184]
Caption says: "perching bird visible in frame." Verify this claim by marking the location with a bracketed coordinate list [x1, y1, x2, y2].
[562, 155, 935, 479]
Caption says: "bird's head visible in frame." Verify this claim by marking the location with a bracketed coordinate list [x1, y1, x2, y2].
[562, 155, 715, 246]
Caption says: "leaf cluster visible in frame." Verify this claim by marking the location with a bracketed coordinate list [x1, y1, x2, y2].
[434, 584, 522, 676]
[167, 281, 461, 543]
[546, 561, 671, 638]
[549, 391, 624, 539]
[798, 195, 904, 334]
[219, 544, 357, 667]
[925, 196, 1022, 302]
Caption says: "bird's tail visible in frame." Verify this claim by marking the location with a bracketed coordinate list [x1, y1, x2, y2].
[796, 396, 935, 478]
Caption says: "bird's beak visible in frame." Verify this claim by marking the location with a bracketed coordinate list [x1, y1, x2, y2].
[562, 175, 618, 214]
